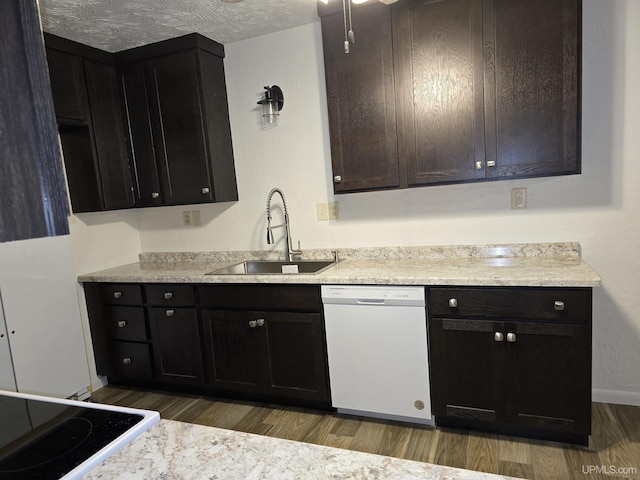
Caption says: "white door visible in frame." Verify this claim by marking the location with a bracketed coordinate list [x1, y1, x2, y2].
[0, 291, 17, 391]
[0, 236, 89, 398]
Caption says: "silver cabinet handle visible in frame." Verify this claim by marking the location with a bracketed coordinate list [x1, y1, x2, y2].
[164, 292, 173, 300]
[151, 192, 160, 199]
[486, 160, 496, 167]
[554, 301, 565, 311]
[249, 320, 257, 328]
[122, 357, 132, 365]
[166, 309, 175, 317]
[202, 187, 210, 194]
[494, 332, 504, 342]
[475, 161, 483, 170]
[117, 320, 127, 328]
[507, 332, 517, 343]
[334, 175, 342, 184]
[256, 318, 265, 327]
[448, 298, 458, 308]
[114, 291, 122, 299]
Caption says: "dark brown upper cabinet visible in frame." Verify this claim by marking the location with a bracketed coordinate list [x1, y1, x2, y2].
[318, 0, 581, 193]
[45, 33, 134, 213]
[44, 33, 238, 212]
[484, 0, 581, 180]
[116, 34, 238, 207]
[394, 0, 486, 186]
[320, 2, 400, 193]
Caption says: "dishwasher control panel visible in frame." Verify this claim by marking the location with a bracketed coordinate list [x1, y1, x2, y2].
[321, 285, 426, 306]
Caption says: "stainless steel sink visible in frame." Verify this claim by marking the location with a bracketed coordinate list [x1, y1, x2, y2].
[205, 260, 336, 275]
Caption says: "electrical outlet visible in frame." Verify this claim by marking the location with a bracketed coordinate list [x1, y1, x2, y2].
[511, 188, 527, 209]
[183, 211, 192, 226]
[316, 202, 329, 221]
[328, 201, 339, 220]
[192, 210, 201, 226]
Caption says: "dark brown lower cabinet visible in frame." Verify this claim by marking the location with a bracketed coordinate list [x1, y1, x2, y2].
[202, 310, 329, 404]
[85, 282, 331, 408]
[428, 287, 592, 445]
[149, 307, 204, 386]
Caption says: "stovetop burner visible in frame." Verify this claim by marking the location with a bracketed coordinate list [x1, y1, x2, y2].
[0, 394, 151, 480]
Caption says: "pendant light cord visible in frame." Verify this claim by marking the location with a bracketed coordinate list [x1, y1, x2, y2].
[343, 0, 349, 53]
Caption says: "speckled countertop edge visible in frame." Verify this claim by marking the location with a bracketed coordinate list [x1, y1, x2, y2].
[84, 419, 521, 480]
[78, 242, 602, 287]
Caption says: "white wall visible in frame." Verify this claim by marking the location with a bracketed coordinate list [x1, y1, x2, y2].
[68, 210, 142, 391]
[102, 0, 640, 404]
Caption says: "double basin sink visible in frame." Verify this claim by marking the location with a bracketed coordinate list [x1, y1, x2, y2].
[206, 260, 336, 276]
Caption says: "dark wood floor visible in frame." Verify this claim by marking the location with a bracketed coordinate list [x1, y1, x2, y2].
[92, 386, 640, 480]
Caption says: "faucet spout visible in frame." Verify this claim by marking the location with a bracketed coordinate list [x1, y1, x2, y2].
[266, 188, 302, 262]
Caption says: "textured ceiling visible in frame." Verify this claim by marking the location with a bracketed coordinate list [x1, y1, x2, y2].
[38, 0, 322, 52]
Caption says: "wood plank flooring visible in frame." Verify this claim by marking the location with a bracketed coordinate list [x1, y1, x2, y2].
[91, 386, 640, 480]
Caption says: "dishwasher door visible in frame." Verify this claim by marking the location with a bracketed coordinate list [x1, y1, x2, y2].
[321, 285, 432, 424]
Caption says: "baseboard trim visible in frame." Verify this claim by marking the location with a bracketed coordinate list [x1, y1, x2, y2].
[593, 388, 640, 406]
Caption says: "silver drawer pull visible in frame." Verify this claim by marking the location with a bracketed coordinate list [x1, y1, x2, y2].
[166, 309, 175, 317]
[202, 187, 210, 194]
[554, 301, 565, 311]
[256, 319, 265, 327]
[151, 192, 160, 199]
[113, 291, 122, 299]
[334, 175, 342, 184]
[164, 292, 173, 300]
[507, 332, 517, 343]
[117, 320, 127, 328]
[448, 298, 458, 308]
[249, 320, 257, 328]
[122, 357, 132, 365]
[494, 332, 504, 342]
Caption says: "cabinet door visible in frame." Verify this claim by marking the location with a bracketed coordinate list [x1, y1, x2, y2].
[119, 63, 163, 207]
[146, 51, 213, 205]
[429, 318, 506, 422]
[484, 0, 580, 178]
[262, 312, 330, 404]
[506, 321, 591, 434]
[84, 60, 134, 210]
[45, 49, 89, 121]
[321, 3, 399, 193]
[394, 0, 486, 185]
[201, 310, 262, 393]
[149, 307, 204, 385]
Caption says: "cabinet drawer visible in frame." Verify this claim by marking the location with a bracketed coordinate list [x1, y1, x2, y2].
[198, 285, 321, 311]
[109, 341, 153, 380]
[104, 306, 148, 341]
[145, 284, 195, 306]
[428, 287, 591, 322]
[100, 284, 143, 305]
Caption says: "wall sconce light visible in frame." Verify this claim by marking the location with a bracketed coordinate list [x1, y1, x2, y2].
[257, 85, 284, 126]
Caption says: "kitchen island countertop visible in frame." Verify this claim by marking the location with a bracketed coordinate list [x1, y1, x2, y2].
[84, 419, 520, 480]
[78, 242, 602, 287]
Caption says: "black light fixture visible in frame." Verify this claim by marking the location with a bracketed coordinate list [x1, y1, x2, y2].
[257, 85, 284, 126]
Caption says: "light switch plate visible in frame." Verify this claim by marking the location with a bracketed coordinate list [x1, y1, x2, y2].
[511, 188, 527, 209]
[192, 210, 201, 226]
[317, 203, 329, 221]
[328, 201, 339, 220]
[183, 211, 192, 226]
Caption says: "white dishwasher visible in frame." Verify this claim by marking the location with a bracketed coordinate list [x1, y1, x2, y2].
[321, 285, 433, 424]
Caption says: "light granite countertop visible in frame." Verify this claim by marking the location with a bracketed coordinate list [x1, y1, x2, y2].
[84, 419, 521, 480]
[78, 242, 602, 287]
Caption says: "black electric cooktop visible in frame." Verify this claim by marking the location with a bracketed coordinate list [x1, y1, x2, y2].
[0, 393, 152, 480]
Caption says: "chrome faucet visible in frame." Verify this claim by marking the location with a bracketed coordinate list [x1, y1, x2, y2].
[266, 188, 302, 263]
